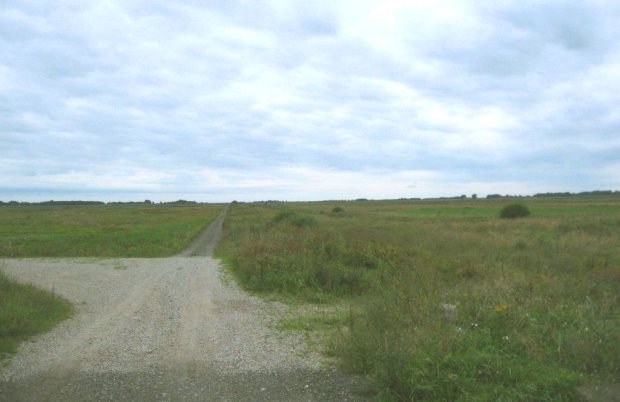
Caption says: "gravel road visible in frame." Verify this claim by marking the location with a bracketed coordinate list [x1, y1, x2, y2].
[0, 209, 371, 401]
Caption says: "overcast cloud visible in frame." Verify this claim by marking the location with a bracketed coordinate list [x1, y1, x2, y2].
[1, 0, 619, 201]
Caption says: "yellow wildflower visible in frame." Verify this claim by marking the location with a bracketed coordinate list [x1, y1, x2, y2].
[495, 304, 510, 313]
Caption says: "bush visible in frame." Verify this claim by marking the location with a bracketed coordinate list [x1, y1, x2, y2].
[332, 206, 344, 213]
[500, 204, 530, 219]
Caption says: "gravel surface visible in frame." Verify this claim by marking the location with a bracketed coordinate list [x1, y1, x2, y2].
[0, 210, 371, 401]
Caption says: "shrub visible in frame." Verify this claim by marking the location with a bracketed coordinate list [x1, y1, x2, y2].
[500, 203, 530, 219]
[332, 206, 344, 213]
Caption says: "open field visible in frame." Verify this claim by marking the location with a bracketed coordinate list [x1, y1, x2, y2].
[215, 196, 620, 401]
[0, 204, 224, 257]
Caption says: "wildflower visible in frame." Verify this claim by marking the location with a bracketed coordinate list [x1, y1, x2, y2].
[495, 304, 510, 314]
[502, 335, 509, 341]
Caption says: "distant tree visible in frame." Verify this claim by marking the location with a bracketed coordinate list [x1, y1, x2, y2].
[472, 194, 477, 199]
[144, 200, 152, 204]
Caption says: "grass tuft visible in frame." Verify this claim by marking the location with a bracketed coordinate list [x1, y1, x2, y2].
[270, 211, 318, 228]
[0, 270, 73, 359]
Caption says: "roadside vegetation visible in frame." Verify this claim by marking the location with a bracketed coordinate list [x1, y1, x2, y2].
[0, 270, 73, 359]
[0, 204, 224, 257]
[216, 197, 620, 400]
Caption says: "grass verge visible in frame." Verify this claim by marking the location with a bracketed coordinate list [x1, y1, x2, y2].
[0, 270, 73, 359]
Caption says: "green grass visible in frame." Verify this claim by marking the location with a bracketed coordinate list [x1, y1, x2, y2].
[0, 204, 224, 257]
[216, 196, 620, 401]
[0, 270, 73, 359]
[276, 310, 348, 332]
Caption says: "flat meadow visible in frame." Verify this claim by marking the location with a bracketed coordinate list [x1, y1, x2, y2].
[0, 203, 224, 257]
[216, 196, 620, 401]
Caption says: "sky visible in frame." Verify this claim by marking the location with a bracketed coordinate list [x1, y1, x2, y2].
[1, 0, 619, 202]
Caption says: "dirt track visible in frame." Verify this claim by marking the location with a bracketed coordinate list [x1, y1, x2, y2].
[0, 208, 370, 401]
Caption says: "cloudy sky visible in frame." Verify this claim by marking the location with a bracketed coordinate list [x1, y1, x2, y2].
[1, 1, 619, 202]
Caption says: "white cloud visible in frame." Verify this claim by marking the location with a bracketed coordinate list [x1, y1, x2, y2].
[1, 0, 619, 201]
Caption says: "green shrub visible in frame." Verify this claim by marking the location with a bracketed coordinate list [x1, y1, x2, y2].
[332, 206, 345, 213]
[500, 203, 530, 219]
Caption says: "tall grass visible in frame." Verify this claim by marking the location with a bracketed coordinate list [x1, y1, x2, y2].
[0, 270, 73, 358]
[217, 198, 620, 400]
[217, 206, 400, 302]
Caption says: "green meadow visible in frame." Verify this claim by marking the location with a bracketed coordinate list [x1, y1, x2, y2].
[0, 204, 224, 257]
[216, 196, 620, 401]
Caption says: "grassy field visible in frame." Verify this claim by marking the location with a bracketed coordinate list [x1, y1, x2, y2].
[215, 196, 620, 401]
[0, 269, 73, 359]
[0, 204, 224, 257]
